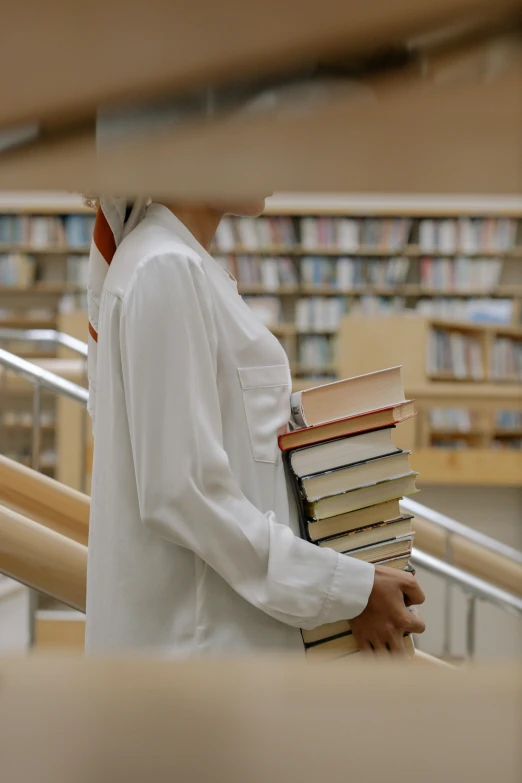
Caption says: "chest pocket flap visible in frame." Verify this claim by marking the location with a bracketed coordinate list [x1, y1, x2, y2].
[238, 365, 291, 464]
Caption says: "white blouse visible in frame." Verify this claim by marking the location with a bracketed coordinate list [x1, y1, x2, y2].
[85, 204, 374, 656]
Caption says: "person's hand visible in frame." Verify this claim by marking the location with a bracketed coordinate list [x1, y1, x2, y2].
[350, 565, 426, 655]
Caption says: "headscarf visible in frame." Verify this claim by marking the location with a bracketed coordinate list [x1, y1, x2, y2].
[87, 196, 148, 422]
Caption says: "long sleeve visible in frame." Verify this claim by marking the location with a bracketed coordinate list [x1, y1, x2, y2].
[120, 252, 374, 630]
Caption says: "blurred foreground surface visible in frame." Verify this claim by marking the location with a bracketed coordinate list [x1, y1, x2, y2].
[0, 655, 520, 783]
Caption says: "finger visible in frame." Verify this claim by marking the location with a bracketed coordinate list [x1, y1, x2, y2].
[386, 633, 408, 655]
[401, 574, 425, 606]
[370, 640, 389, 656]
[405, 608, 426, 635]
[358, 638, 373, 654]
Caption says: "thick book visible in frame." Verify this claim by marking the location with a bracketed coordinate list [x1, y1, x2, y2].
[290, 366, 405, 428]
[305, 472, 419, 521]
[279, 401, 416, 451]
[307, 499, 403, 542]
[289, 427, 399, 478]
[305, 632, 415, 662]
[320, 535, 413, 562]
[301, 451, 412, 502]
[316, 515, 413, 552]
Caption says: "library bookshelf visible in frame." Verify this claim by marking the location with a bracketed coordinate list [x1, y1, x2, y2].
[2, 195, 522, 486]
[338, 314, 522, 486]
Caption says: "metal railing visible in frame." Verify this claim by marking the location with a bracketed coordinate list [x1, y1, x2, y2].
[411, 549, 522, 660]
[0, 327, 88, 357]
[0, 331, 521, 660]
[401, 496, 522, 660]
[0, 329, 88, 473]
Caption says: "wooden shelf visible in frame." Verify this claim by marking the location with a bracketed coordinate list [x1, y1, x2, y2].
[216, 244, 522, 259]
[428, 372, 485, 382]
[267, 324, 296, 336]
[409, 382, 522, 400]
[0, 244, 90, 254]
[0, 318, 57, 329]
[0, 423, 55, 432]
[239, 284, 522, 298]
[292, 364, 337, 375]
[494, 429, 522, 437]
[429, 429, 485, 437]
[412, 448, 522, 486]
[239, 285, 299, 295]
[0, 283, 84, 296]
[264, 196, 522, 218]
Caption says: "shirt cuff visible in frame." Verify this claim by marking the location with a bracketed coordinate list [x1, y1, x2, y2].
[315, 553, 375, 626]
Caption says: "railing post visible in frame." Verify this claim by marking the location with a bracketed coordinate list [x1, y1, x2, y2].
[31, 383, 42, 472]
[465, 594, 477, 660]
[29, 382, 43, 647]
[442, 531, 453, 658]
[80, 357, 88, 494]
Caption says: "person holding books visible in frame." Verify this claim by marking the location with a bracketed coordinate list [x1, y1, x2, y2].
[84, 191, 425, 658]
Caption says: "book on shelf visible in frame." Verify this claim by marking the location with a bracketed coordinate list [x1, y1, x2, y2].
[0, 214, 94, 249]
[496, 410, 522, 430]
[301, 217, 411, 252]
[295, 296, 346, 332]
[419, 218, 517, 254]
[429, 407, 475, 432]
[224, 255, 298, 289]
[214, 216, 296, 250]
[416, 297, 515, 325]
[427, 327, 484, 380]
[490, 336, 522, 381]
[0, 253, 36, 288]
[419, 256, 503, 291]
[290, 366, 405, 428]
[297, 335, 333, 371]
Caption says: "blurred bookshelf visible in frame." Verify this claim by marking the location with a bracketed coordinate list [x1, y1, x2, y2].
[2, 194, 522, 486]
[338, 314, 522, 486]
[213, 204, 522, 392]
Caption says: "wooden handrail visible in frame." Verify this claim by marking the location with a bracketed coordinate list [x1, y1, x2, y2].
[0, 455, 89, 546]
[412, 516, 522, 597]
[0, 491, 452, 665]
[0, 503, 86, 611]
[2, 454, 521, 597]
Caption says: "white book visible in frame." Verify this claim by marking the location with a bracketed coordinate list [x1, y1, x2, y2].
[458, 218, 474, 253]
[214, 218, 236, 251]
[440, 220, 457, 253]
[255, 217, 270, 247]
[301, 218, 317, 249]
[419, 220, 435, 252]
[337, 258, 354, 290]
[237, 218, 259, 250]
[261, 258, 280, 291]
[336, 218, 360, 252]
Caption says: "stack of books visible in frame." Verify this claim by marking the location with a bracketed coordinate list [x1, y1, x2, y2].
[279, 367, 419, 662]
